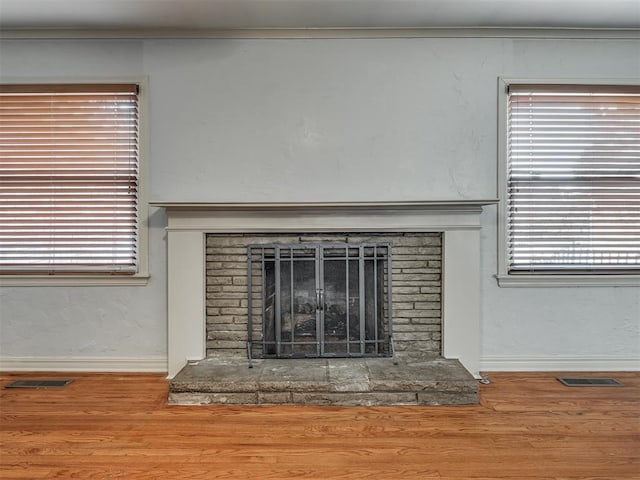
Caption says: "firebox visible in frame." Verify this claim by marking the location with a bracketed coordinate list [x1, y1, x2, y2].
[247, 243, 393, 362]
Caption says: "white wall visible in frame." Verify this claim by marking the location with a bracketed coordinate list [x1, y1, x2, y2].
[1, 36, 638, 370]
[481, 206, 639, 370]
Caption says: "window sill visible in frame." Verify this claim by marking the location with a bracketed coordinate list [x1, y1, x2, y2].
[495, 274, 640, 288]
[0, 273, 150, 287]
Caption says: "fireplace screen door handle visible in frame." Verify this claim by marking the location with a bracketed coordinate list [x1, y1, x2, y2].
[316, 289, 324, 311]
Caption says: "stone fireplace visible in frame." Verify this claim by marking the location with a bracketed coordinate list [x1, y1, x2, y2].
[152, 200, 495, 381]
[206, 233, 442, 361]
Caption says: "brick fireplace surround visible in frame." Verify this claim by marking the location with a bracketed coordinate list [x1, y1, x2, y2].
[153, 201, 495, 380]
[207, 232, 442, 359]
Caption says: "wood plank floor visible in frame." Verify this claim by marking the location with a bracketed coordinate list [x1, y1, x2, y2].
[0, 371, 638, 479]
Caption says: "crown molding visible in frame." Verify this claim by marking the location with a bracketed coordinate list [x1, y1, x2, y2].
[1, 27, 638, 40]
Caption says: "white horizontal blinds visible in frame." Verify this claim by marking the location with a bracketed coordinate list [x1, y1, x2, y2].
[0, 84, 139, 273]
[507, 84, 640, 273]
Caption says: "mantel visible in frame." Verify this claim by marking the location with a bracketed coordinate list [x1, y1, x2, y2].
[151, 200, 498, 213]
[152, 200, 498, 233]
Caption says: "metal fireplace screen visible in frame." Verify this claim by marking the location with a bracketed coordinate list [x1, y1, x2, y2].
[247, 243, 393, 360]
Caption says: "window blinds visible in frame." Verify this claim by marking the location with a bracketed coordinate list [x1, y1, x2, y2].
[507, 84, 640, 273]
[0, 84, 139, 273]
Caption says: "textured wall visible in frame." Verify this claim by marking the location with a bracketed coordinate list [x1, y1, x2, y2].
[0, 36, 638, 367]
[481, 205, 640, 360]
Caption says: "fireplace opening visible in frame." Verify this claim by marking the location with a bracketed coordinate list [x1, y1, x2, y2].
[248, 243, 392, 360]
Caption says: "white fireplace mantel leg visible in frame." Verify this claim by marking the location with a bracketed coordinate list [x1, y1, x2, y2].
[167, 230, 205, 378]
[442, 230, 481, 378]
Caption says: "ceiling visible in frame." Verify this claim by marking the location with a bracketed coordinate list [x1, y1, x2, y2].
[0, 0, 639, 31]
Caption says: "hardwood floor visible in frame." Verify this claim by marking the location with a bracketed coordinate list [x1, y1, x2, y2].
[0, 371, 638, 479]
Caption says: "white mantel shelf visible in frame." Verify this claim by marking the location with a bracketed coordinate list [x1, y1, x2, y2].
[151, 200, 499, 208]
[150, 200, 498, 211]
[155, 200, 495, 379]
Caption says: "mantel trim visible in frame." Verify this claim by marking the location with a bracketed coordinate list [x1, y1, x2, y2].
[150, 200, 498, 212]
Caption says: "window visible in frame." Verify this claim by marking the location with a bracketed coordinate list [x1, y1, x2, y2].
[0, 83, 143, 279]
[498, 81, 640, 285]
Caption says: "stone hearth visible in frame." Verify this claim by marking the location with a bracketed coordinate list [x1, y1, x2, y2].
[169, 355, 478, 406]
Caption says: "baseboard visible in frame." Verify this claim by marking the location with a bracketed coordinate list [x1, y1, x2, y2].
[0, 356, 167, 373]
[2, 355, 636, 374]
[481, 355, 640, 372]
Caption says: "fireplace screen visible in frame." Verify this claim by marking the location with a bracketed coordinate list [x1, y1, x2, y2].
[247, 243, 393, 360]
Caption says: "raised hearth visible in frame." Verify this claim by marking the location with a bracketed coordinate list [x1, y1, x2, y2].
[169, 355, 478, 406]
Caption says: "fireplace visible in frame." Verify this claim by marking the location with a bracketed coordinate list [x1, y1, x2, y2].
[153, 201, 496, 379]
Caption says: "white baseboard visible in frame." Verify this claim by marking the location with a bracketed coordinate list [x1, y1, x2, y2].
[0, 356, 167, 373]
[481, 355, 640, 372]
[2, 355, 636, 374]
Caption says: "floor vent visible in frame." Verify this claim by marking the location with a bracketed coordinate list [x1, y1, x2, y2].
[557, 377, 623, 387]
[5, 379, 73, 389]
